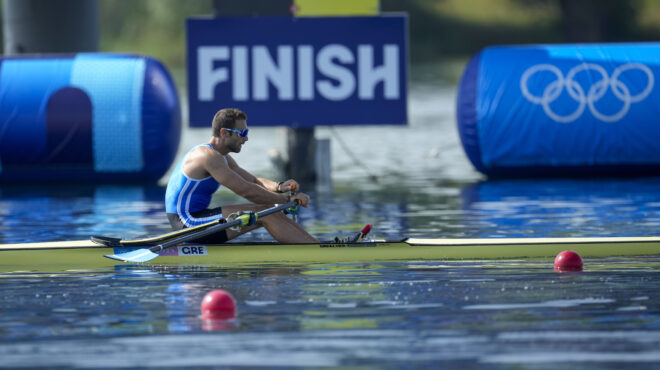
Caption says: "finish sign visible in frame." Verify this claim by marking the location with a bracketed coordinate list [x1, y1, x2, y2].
[186, 15, 408, 127]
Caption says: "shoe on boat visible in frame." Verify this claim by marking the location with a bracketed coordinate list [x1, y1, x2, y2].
[333, 224, 372, 243]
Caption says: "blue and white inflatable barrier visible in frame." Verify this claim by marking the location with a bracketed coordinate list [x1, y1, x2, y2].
[457, 43, 660, 177]
[0, 53, 181, 182]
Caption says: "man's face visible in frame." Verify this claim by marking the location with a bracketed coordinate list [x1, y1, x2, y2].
[227, 119, 248, 153]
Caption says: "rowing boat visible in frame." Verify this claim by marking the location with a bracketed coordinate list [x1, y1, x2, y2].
[1, 236, 659, 272]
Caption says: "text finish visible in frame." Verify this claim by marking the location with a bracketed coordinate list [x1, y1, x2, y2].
[187, 16, 408, 127]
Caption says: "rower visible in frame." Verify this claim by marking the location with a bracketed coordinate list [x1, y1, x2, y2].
[165, 108, 319, 244]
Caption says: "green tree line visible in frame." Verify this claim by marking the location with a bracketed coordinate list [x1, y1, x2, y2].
[3, 0, 659, 80]
[96, 0, 660, 67]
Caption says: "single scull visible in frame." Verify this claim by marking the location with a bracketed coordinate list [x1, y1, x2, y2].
[1, 236, 659, 272]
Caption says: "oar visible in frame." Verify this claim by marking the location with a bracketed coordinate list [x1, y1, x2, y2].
[104, 200, 300, 263]
[91, 218, 224, 247]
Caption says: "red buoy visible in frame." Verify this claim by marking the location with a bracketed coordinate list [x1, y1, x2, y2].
[554, 250, 583, 272]
[200, 290, 237, 319]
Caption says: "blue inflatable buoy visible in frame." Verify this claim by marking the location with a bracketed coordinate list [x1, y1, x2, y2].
[0, 53, 181, 182]
[457, 43, 660, 177]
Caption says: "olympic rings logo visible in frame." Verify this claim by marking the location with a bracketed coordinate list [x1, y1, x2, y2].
[520, 63, 654, 123]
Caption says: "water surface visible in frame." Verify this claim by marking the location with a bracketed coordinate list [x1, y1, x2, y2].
[1, 260, 659, 368]
[1, 62, 659, 368]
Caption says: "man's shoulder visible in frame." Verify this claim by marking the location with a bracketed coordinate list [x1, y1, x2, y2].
[197, 149, 231, 171]
[191, 145, 219, 159]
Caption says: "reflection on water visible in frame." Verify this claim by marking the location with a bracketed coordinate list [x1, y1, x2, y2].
[2, 177, 659, 244]
[460, 178, 660, 238]
[1, 260, 659, 367]
[0, 184, 168, 244]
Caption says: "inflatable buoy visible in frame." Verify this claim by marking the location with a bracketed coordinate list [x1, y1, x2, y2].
[457, 43, 660, 177]
[0, 53, 180, 182]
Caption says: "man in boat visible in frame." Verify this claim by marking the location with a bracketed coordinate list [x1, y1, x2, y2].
[165, 108, 318, 244]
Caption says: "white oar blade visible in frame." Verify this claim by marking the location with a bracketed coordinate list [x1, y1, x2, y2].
[104, 248, 159, 263]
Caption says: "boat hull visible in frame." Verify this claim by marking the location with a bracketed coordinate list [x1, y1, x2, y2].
[1, 237, 660, 272]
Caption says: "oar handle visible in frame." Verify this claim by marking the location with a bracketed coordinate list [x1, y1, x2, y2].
[288, 183, 299, 222]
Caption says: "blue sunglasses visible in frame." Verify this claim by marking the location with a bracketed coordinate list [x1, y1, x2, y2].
[224, 128, 249, 138]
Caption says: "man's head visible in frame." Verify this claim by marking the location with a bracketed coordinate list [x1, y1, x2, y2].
[212, 108, 248, 153]
[212, 108, 248, 137]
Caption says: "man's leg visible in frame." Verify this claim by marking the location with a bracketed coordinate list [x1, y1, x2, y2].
[222, 204, 318, 243]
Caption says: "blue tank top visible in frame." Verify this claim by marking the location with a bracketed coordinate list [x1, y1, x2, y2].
[165, 144, 224, 226]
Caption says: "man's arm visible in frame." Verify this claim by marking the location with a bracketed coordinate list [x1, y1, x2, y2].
[226, 155, 299, 193]
[202, 152, 287, 204]
[225, 155, 278, 191]
[204, 152, 309, 206]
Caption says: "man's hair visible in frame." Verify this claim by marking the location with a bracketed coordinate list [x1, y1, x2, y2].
[211, 108, 247, 137]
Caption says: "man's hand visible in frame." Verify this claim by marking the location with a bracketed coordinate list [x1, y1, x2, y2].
[291, 193, 310, 207]
[278, 179, 300, 193]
